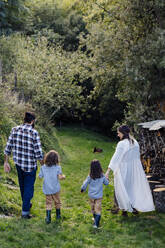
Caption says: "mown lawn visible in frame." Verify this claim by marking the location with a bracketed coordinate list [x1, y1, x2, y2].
[0, 126, 165, 248]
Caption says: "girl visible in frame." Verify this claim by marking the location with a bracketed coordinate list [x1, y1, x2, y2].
[81, 159, 109, 228]
[39, 150, 65, 224]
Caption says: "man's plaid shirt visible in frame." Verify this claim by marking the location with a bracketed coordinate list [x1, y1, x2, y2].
[4, 124, 44, 172]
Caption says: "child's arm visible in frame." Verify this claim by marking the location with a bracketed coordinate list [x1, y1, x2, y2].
[81, 176, 91, 193]
[103, 176, 109, 185]
[57, 165, 65, 180]
[105, 168, 111, 179]
[58, 174, 65, 180]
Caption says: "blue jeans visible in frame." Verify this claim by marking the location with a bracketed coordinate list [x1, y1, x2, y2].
[16, 165, 37, 216]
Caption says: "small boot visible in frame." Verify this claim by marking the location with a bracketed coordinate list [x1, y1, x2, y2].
[56, 209, 61, 220]
[45, 210, 51, 224]
[93, 214, 101, 228]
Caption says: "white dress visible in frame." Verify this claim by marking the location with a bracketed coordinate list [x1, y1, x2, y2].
[108, 139, 155, 212]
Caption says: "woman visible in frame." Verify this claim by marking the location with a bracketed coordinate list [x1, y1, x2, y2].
[105, 125, 155, 216]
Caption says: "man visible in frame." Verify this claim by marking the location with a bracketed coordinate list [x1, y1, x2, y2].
[4, 112, 44, 219]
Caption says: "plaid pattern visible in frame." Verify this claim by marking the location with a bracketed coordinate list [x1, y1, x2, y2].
[4, 124, 43, 172]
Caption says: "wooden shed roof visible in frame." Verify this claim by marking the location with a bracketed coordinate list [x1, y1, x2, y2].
[138, 120, 165, 130]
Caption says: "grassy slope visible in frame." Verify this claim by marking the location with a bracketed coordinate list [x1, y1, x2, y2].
[0, 126, 165, 248]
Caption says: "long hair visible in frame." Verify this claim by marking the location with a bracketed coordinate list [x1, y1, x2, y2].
[118, 125, 134, 144]
[44, 150, 60, 167]
[90, 159, 103, 180]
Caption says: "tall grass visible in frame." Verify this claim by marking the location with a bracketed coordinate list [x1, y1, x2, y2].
[0, 126, 165, 248]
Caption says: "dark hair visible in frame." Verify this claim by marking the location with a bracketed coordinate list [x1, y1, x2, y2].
[24, 112, 36, 124]
[44, 150, 60, 167]
[90, 159, 103, 179]
[118, 125, 134, 144]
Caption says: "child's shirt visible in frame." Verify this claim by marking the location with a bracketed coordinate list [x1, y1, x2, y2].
[81, 175, 109, 199]
[39, 164, 62, 195]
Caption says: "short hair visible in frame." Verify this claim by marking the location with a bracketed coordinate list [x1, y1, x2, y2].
[24, 112, 36, 123]
[90, 159, 103, 179]
[44, 150, 60, 167]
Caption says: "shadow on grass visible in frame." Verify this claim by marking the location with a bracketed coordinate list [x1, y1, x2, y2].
[116, 211, 165, 242]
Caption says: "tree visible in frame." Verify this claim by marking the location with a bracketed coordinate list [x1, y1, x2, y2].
[0, 35, 90, 123]
[0, 0, 29, 34]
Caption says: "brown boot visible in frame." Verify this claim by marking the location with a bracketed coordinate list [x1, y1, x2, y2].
[132, 208, 139, 215]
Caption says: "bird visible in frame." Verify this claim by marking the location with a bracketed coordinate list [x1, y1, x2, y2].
[93, 147, 103, 153]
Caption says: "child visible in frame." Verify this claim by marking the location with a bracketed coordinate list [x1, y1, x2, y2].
[39, 150, 65, 224]
[81, 159, 109, 228]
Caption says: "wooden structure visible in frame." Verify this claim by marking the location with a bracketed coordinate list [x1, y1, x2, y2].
[137, 120, 165, 212]
[153, 188, 165, 212]
[138, 120, 165, 178]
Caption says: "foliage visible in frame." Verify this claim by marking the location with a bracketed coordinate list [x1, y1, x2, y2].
[22, 0, 88, 51]
[1, 0, 165, 134]
[0, 87, 33, 164]
[0, 0, 29, 35]
[77, 0, 165, 129]
[0, 35, 91, 123]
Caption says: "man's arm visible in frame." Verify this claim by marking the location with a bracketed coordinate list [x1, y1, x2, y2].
[4, 154, 11, 173]
[33, 132, 44, 162]
[4, 129, 14, 173]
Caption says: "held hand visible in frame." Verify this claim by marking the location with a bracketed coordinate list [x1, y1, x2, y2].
[4, 162, 11, 173]
[58, 174, 66, 180]
[105, 168, 111, 179]
[105, 171, 109, 179]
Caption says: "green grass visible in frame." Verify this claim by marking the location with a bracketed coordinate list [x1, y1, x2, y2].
[0, 126, 165, 248]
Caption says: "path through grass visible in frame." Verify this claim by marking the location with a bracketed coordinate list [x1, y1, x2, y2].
[0, 126, 165, 248]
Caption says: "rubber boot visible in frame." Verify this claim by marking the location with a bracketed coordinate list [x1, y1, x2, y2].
[56, 209, 61, 220]
[93, 214, 101, 228]
[45, 210, 51, 224]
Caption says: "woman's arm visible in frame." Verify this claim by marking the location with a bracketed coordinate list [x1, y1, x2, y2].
[108, 141, 128, 173]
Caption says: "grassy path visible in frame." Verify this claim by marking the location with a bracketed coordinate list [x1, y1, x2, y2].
[0, 126, 165, 248]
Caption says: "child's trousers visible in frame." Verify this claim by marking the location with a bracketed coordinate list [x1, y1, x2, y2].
[46, 192, 61, 210]
[90, 198, 102, 215]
